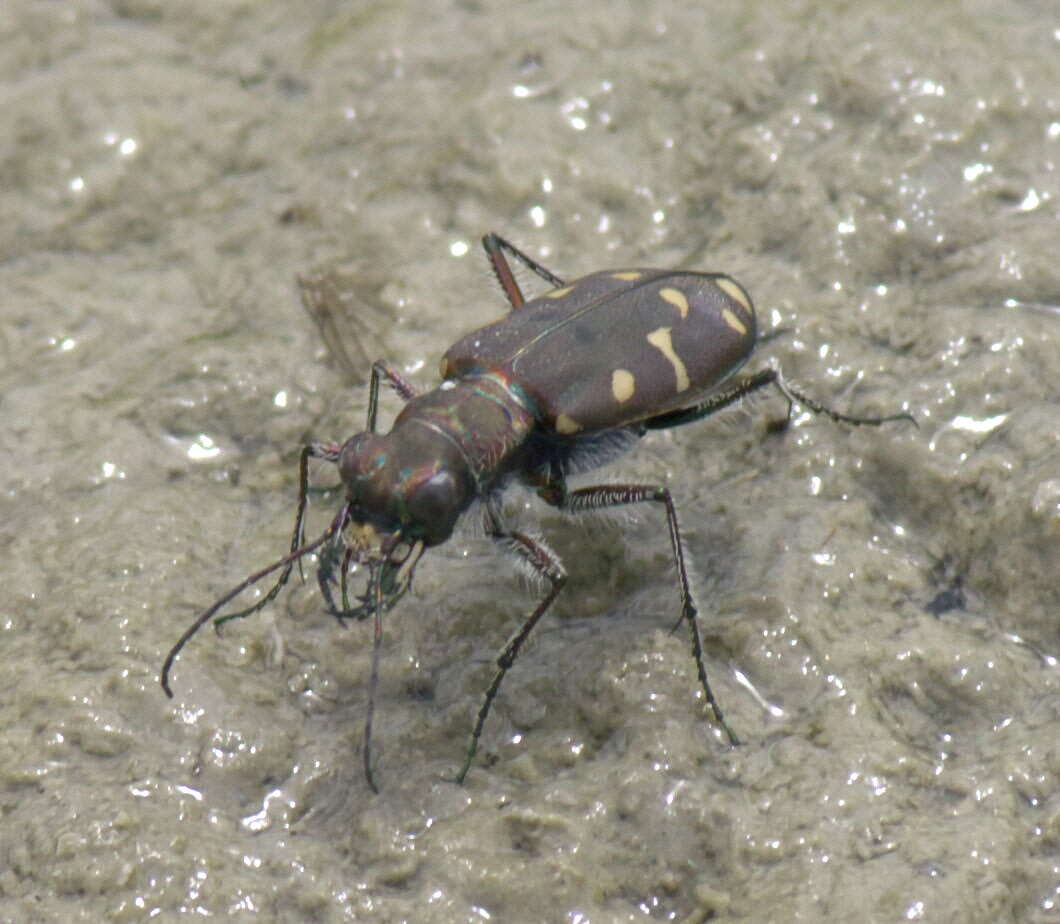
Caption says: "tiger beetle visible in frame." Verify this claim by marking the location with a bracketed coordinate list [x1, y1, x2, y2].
[161, 233, 914, 792]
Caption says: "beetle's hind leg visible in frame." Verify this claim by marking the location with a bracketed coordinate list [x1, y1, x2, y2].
[538, 477, 742, 748]
[482, 233, 567, 311]
[642, 367, 916, 432]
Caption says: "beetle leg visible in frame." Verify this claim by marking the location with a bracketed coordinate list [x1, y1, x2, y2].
[366, 360, 418, 432]
[316, 538, 421, 625]
[317, 530, 364, 626]
[482, 232, 567, 310]
[213, 441, 342, 630]
[542, 479, 742, 748]
[482, 233, 527, 309]
[452, 523, 568, 784]
[767, 370, 917, 428]
[641, 369, 776, 430]
[643, 368, 916, 432]
[161, 500, 347, 697]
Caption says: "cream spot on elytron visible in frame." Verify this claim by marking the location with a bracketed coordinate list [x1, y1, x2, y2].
[555, 413, 582, 434]
[715, 277, 753, 316]
[659, 287, 689, 318]
[722, 307, 747, 336]
[545, 285, 574, 299]
[646, 327, 690, 392]
[611, 368, 635, 403]
[611, 271, 642, 281]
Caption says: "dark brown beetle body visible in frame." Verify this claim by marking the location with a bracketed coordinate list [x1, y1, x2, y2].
[162, 233, 913, 791]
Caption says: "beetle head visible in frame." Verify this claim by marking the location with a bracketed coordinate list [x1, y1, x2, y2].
[337, 430, 472, 549]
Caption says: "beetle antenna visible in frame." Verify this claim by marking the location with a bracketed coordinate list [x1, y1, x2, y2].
[360, 569, 383, 793]
[360, 543, 395, 794]
[161, 508, 347, 697]
[359, 535, 425, 792]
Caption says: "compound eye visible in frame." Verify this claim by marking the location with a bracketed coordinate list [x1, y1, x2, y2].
[338, 434, 385, 487]
[406, 470, 462, 545]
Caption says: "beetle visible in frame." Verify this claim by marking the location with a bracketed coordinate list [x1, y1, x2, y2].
[161, 233, 914, 791]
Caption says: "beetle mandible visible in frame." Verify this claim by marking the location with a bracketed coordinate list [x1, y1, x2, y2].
[161, 233, 914, 791]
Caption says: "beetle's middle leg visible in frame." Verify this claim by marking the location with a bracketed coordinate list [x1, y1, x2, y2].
[537, 478, 742, 748]
[452, 516, 568, 784]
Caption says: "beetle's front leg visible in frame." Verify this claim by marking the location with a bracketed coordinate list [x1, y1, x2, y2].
[538, 478, 741, 748]
[365, 360, 418, 432]
[213, 441, 342, 631]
